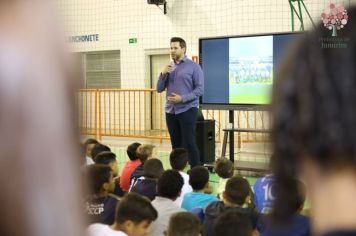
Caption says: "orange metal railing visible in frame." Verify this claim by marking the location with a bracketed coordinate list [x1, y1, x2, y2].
[77, 89, 98, 137]
[78, 89, 270, 147]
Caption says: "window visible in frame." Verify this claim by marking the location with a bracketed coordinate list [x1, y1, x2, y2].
[82, 51, 121, 88]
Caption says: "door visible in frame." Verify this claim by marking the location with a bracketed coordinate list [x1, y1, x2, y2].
[150, 54, 170, 130]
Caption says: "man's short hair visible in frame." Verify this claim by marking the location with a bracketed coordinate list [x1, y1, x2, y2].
[215, 158, 234, 179]
[168, 212, 201, 236]
[115, 193, 158, 224]
[189, 166, 209, 191]
[136, 144, 155, 164]
[214, 210, 253, 236]
[91, 143, 111, 161]
[143, 158, 164, 179]
[170, 37, 186, 49]
[127, 142, 141, 161]
[169, 148, 188, 171]
[84, 164, 112, 195]
[224, 176, 251, 206]
[95, 151, 117, 165]
[157, 170, 184, 200]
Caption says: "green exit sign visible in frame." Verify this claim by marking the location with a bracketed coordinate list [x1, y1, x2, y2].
[129, 38, 137, 44]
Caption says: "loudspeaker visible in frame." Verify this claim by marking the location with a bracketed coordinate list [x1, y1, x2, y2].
[147, 0, 165, 5]
[196, 120, 215, 164]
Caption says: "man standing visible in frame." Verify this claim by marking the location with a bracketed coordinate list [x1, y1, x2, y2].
[157, 37, 204, 168]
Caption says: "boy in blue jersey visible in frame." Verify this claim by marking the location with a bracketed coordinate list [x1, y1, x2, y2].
[259, 179, 310, 236]
[253, 174, 275, 214]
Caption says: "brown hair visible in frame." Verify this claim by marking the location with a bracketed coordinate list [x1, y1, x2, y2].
[136, 144, 155, 163]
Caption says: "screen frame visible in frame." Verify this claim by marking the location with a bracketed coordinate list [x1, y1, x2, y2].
[199, 31, 303, 110]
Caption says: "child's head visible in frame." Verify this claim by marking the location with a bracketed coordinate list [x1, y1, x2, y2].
[114, 193, 158, 236]
[169, 148, 188, 171]
[157, 170, 184, 200]
[271, 7, 356, 222]
[95, 151, 118, 177]
[85, 164, 115, 195]
[127, 142, 141, 161]
[167, 212, 201, 236]
[91, 143, 111, 162]
[215, 158, 234, 179]
[214, 210, 253, 236]
[143, 159, 164, 179]
[189, 166, 210, 191]
[84, 138, 99, 157]
[136, 144, 156, 164]
[223, 176, 251, 206]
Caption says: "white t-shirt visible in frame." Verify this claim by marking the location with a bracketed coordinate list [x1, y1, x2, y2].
[174, 171, 193, 207]
[86, 156, 95, 165]
[87, 223, 127, 236]
[217, 178, 228, 199]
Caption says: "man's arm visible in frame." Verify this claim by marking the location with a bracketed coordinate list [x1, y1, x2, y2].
[181, 65, 204, 103]
[156, 73, 168, 93]
[157, 63, 173, 93]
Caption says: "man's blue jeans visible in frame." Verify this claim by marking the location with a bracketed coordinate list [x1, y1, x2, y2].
[166, 107, 201, 167]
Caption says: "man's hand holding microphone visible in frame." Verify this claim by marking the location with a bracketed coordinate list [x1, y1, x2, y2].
[162, 62, 183, 104]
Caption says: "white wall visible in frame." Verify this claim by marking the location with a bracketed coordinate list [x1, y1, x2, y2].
[58, 0, 354, 88]
[66, 0, 354, 144]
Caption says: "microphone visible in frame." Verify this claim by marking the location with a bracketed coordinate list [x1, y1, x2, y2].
[164, 61, 175, 81]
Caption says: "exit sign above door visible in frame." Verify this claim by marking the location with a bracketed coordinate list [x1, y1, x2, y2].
[129, 38, 137, 44]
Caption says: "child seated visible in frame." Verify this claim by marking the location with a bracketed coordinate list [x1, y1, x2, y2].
[181, 166, 218, 211]
[120, 142, 141, 192]
[87, 193, 158, 236]
[203, 176, 259, 236]
[214, 158, 234, 199]
[253, 174, 275, 214]
[148, 170, 185, 236]
[169, 148, 193, 206]
[91, 143, 111, 162]
[214, 210, 253, 236]
[84, 138, 99, 165]
[130, 144, 158, 189]
[166, 212, 201, 236]
[259, 179, 310, 236]
[84, 164, 120, 225]
[130, 158, 164, 200]
[95, 151, 124, 197]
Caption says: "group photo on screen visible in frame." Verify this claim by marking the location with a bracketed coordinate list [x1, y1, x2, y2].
[200, 32, 303, 108]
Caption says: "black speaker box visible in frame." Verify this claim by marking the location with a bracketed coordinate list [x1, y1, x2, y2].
[196, 120, 215, 164]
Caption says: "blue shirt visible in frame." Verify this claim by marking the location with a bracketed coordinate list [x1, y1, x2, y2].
[253, 175, 275, 214]
[85, 195, 119, 225]
[156, 56, 204, 114]
[181, 192, 218, 211]
[131, 177, 157, 201]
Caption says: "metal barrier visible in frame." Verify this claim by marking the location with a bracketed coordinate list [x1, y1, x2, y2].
[78, 89, 269, 146]
[77, 89, 98, 137]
